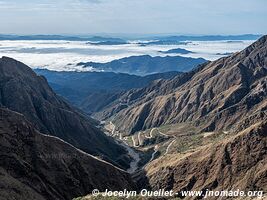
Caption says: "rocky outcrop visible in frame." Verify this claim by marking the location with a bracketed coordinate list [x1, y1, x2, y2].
[0, 108, 135, 200]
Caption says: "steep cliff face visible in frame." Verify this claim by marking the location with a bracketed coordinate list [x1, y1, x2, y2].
[0, 57, 129, 168]
[108, 35, 267, 134]
[0, 108, 135, 200]
[145, 120, 267, 199]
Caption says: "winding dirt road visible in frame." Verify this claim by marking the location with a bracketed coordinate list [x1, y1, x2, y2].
[107, 122, 141, 174]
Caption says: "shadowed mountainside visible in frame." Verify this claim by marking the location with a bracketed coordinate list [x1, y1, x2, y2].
[0, 107, 135, 200]
[0, 57, 130, 169]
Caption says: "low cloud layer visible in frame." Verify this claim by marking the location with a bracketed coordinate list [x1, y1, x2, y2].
[0, 39, 254, 71]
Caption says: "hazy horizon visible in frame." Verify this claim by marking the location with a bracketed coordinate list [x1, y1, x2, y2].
[0, 33, 263, 37]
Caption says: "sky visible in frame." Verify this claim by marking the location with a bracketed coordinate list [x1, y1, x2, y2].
[0, 0, 266, 35]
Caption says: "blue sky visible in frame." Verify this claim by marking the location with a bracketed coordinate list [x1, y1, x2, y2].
[0, 0, 266, 35]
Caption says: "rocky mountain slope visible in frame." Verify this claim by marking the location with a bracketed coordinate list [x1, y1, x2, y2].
[145, 119, 267, 199]
[92, 63, 207, 122]
[0, 57, 130, 168]
[105, 35, 267, 134]
[0, 107, 135, 200]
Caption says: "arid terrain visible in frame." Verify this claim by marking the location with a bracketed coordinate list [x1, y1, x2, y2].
[0, 35, 266, 200]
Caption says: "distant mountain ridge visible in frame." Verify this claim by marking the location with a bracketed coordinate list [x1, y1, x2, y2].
[159, 48, 194, 54]
[0, 34, 125, 42]
[0, 34, 260, 41]
[78, 55, 207, 75]
[136, 34, 261, 46]
[147, 34, 261, 41]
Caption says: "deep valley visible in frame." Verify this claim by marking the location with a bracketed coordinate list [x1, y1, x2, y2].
[0, 35, 266, 200]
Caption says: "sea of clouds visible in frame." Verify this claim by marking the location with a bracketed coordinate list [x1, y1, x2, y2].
[0, 40, 254, 71]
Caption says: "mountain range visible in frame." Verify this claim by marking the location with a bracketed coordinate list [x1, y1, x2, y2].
[0, 34, 260, 42]
[69, 35, 267, 200]
[151, 34, 261, 41]
[136, 34, 261, 46]
[98, 35, 267, 199]
[0, 34, 125, 42]
[0, 35, 266, 200]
